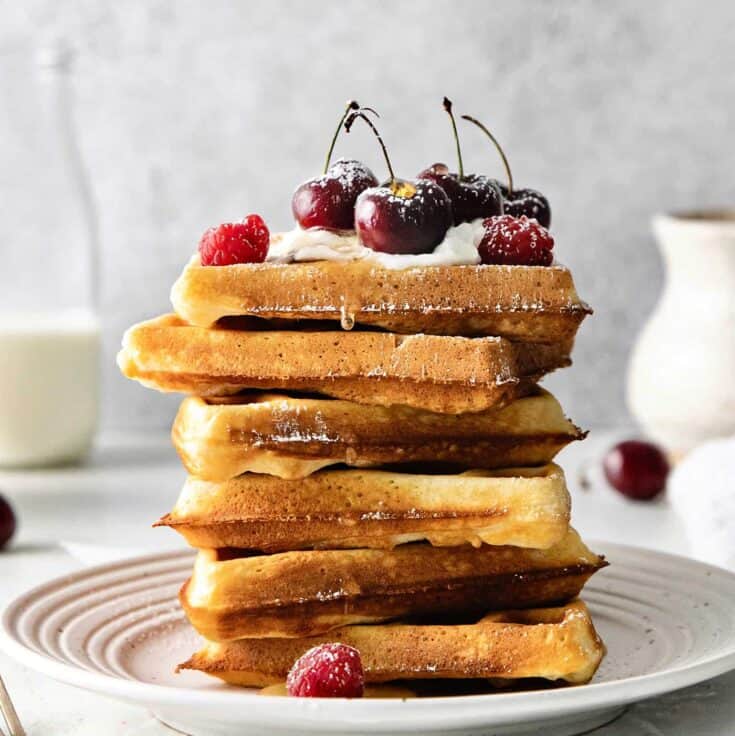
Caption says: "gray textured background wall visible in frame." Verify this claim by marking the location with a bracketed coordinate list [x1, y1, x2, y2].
[3, 1, 734, 430]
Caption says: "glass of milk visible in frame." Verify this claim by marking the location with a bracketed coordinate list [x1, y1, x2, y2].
[0, 39, 100, 466]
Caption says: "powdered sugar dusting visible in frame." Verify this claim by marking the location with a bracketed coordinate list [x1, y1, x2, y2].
[329, 158, 376, 189]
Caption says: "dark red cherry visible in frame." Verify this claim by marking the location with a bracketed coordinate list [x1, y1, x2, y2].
[0, 494, 17, 550]
[417, 101, 502, 225]
[291, 159, 378, 230]
[346, 108, 452, 254]
[417, 163, 502, 224]
[603, 440, 670, 501]
[461, 113, 552, 228]
[355, 178, 453, 254]
[291, 101, 378, 230]
[498, 183, 551, 228]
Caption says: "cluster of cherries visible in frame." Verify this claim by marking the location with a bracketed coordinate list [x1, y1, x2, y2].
[198, 98, 554, 267]
[293, 97, 554, 264]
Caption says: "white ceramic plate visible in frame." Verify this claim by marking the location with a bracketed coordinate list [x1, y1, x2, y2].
[1, 543, 735, 736]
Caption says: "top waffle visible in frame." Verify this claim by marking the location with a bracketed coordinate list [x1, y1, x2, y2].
[171, 255, 591, 339]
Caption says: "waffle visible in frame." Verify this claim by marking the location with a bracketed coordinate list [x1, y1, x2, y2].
[181, 529, 605, 640]
[179, 599, 604, 687]
[158, 464, 572, 552]
[172, 388, 584, 481]
[118, 314, 572, 413]
[171, 255, 591, 339]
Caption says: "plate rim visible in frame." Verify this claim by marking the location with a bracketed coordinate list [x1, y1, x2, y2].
[1, 541, 735, 728]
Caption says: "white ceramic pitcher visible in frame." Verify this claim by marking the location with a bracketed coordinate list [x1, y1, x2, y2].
[627, 211, 735, 452]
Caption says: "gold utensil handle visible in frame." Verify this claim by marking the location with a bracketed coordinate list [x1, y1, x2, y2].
[0, 677, 25, 736]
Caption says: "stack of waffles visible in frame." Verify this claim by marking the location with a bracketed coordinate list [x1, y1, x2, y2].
[118, 256, 607, 692]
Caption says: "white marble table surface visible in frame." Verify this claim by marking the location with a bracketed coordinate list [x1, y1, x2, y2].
[0, 430, 733, 735]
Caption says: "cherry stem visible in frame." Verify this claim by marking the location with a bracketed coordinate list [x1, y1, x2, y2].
[345, 109, 395, 184]
[461, 114, 513, 194]
[443, 97, 464, 179]
[323, 100, 360, 174]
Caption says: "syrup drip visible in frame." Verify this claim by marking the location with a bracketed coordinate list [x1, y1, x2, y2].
[339, 303, 356, 331]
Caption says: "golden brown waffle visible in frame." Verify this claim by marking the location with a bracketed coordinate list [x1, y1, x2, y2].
[171, 255, 591, 339]
[180, 529, 605, 640]
[158, 464, 571, 552]
[117, 315, 572, 413]
[179, 599, 604, 687]
[172, 388, 584, 481]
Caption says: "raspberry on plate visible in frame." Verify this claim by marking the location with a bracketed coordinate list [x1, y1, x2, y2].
[478, 214, 554, 266]
[286, 643, 365, 698]
[198, 215, 270, 266]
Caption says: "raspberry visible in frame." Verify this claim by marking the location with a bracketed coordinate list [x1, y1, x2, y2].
[286, 643, 364, 698]
[198, 215, 269, 266]
[478, 214, 554, 266]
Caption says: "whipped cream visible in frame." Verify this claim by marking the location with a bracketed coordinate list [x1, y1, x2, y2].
[267, 219, 485, 269]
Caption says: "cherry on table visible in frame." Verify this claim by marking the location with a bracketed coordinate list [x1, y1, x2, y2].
[0, 494, 17, 550]
[603, 440, 670, 501]
[291, 101, 378, 230]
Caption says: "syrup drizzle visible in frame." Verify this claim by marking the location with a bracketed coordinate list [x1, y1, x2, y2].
[339, 302, 356, 330]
